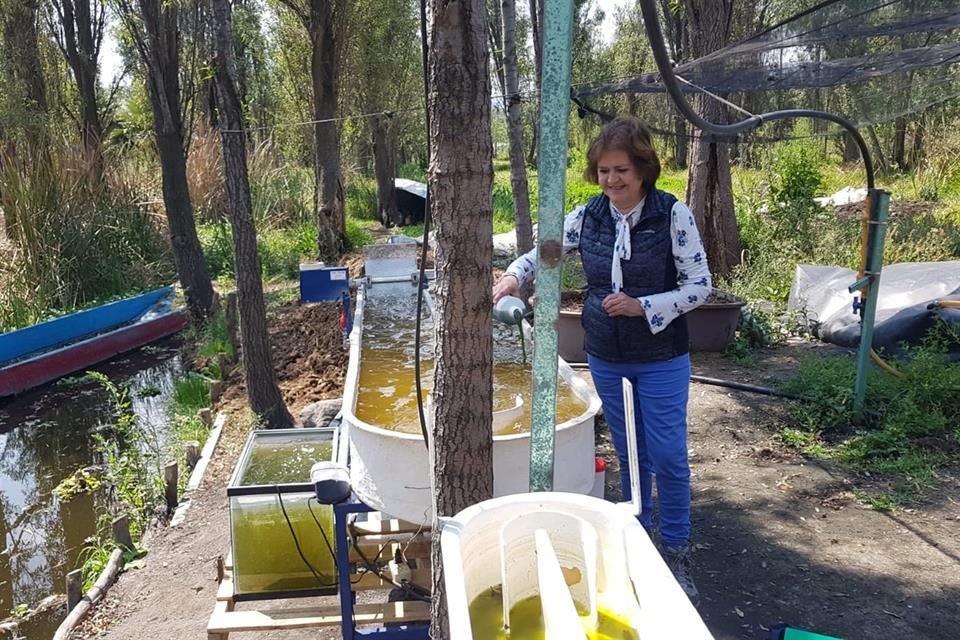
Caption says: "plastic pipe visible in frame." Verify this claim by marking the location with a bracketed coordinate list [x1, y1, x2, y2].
[529, 0, 576, 492]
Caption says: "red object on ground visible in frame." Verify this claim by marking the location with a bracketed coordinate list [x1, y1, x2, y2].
[595, 457, 607, 473]
[339, 305, 348, 331]
[0, 312, 189, 397]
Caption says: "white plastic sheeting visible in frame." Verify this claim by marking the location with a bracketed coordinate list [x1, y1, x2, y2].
[788, 262, 960, 350]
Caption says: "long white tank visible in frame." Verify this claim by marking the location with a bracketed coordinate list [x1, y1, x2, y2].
[341, 283, 602, 526]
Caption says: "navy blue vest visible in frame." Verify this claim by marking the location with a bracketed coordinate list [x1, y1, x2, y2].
[579, 190, 689, 362]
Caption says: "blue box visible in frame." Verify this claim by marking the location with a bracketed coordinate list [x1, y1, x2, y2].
[299, 263, 350, 303]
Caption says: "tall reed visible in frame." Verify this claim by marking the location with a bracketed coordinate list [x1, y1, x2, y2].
[0, 144, 173, 331]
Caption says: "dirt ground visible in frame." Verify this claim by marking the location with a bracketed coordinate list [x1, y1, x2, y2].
[70, 305, 960, 640]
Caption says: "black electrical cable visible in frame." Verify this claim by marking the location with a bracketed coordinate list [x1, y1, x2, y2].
[306, 497, 339, 573]
[413, 0, 431, 450]
[637, 0, 876, 191]
[276, 488, 337, 589]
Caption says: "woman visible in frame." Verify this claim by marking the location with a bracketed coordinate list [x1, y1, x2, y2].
[493, 116, 710, 604]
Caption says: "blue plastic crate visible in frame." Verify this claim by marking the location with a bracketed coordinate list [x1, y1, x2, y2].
[299, 263, 350, 303]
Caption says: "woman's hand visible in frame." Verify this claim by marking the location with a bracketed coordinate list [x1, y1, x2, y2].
[602, 292, 645, 317]
[492, 274, 520, 303]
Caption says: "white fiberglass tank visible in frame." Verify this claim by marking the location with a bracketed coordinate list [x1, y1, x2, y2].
[341, 272, 601, 526]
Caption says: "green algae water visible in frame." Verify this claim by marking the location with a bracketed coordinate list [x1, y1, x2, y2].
[468, 587, 640, 639]
[231, 494, 337, 595]
[356, 295, 586, 434]
[230, 431, 337, 596]
[240, 440, 333, 486]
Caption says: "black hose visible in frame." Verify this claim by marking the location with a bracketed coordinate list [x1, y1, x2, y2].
[637, 0, 875, 190]
[413, 0, 431, 449]
[689, 375, 807, 400]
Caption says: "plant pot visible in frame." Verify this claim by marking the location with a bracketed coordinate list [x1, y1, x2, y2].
[686, 289, 747, 352]
[557, 310, 587, 364]
[555, 288, 747, 359]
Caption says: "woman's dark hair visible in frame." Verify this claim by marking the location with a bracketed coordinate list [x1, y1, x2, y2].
[584, 116, 661, 189]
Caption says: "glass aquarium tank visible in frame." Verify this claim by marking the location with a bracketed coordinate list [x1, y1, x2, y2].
[227, 427, 339, 600]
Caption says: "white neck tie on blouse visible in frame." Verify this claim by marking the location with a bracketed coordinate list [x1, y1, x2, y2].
[610, 199, 645, 293]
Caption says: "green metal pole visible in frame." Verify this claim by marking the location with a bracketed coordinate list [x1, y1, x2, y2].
[850, 189, 890, 421]
[528, 0, 574, 492]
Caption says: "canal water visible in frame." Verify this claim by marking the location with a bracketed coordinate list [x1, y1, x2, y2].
[0, 340, 185, 639]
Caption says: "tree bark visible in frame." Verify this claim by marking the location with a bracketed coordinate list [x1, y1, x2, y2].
[309, 0, 345, 262]
[684, 0, 741, 280]
[211, 0, 293, 429]
[426, 0, 495, 634]
[527, 0, 543, 166]
[501, 0, 533, 254]
[372, 115, 399, 227]
[2, 0, 48, 151]
[51, 0, 104, 154]
[121, 0, 215, 319]
[892, 116, 908, 171]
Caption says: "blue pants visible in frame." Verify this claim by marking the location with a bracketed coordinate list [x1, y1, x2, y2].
[588, 353, 691, 547]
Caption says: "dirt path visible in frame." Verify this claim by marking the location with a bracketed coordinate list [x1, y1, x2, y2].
[72, 331, 960, 639]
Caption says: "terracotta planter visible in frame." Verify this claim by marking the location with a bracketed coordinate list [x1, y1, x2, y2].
[555, 288, 746, 358]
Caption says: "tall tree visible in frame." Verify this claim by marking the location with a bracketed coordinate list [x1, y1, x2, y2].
[683, 0, 742, 280]
[211, 0, 293, 429]
[500, 0, 533, 254]
[426, 0, 495, 634]
[115, 0, 216, 319]
[657, 0, 689, 168]
[526, 0, 542, 166]
[1, 0, 48, 151]
[47, 0, 106, 153]
[342, 0, 421, 227]
[276, 0, 345, 262]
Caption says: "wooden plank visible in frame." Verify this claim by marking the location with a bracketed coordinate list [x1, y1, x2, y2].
[216, 575, 235, 602]
[349, 517, 426, 537]
[206, 601, 430, 633]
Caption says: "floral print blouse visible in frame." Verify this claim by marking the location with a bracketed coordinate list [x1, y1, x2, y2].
[504, 198, 713, 335]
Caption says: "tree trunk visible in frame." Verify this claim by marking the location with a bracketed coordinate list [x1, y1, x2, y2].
[211, 0, 293, 429]
[909, 114, 925, 170]
[527, 0, 543, 166]
[426, 0, 495, 634]
[310, 0, 345, 262]
[133, 0, 216, 319]
[56, 0, 104, 154]
[673, 111, 688, 169]
[684, 0, 741, 280]
[3, 0, 48, 151]
[501, 0, 533, 254]
[842, 132, 860, 164]
[372, 115, 399, 227]
[892, 116, 907, 171]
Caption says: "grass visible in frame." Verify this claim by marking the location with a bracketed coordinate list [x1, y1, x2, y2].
[172, 374, 210, 415]
[776, 324, 960, 500]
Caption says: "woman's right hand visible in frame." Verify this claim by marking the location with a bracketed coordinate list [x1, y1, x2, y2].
[492, 274, 520, 303]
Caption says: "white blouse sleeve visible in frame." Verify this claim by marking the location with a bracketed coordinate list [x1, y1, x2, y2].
[504, 206, 586, 287]
[637, 201, 713, 335]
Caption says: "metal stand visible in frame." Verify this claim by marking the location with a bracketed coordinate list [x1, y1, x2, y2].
[334, 500, 431, 640]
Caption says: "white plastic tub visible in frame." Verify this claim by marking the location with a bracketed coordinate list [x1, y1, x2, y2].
[440, 492, 714, 639]
[341, 284, 602, 525]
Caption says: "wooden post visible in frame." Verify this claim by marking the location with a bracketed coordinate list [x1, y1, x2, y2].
[225, 291, 239, 360]
[186, 440, 201, 469]
[199, 408, 213, 427]
[164, 463, 179, 513]
[209, 380, 224, 403]
[66, 569, 83, 611]
[111, 515, 134, 551]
